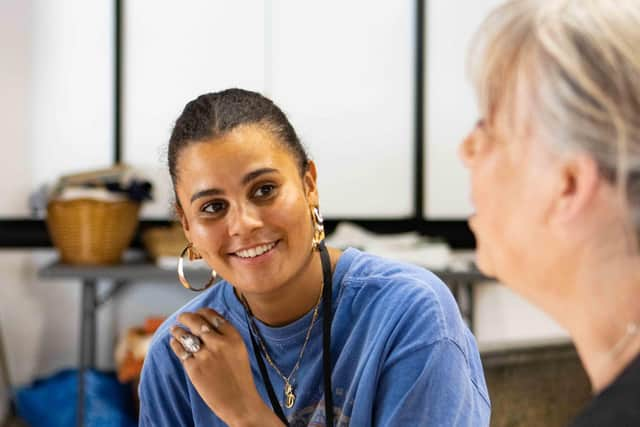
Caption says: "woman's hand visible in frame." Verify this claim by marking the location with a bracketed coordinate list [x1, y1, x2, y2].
[169, 308, 284, 427]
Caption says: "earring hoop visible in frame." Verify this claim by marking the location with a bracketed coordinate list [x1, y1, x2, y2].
[177, 243, 217, 292]
[311, 207, 325, 250]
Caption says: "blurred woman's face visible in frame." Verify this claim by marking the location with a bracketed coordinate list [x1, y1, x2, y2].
[459, 113, 560, 285]
[174, 124, 318, 295]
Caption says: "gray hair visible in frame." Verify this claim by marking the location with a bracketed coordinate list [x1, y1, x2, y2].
[468, 0, 640, 218]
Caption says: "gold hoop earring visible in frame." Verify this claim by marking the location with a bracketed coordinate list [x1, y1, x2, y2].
[311, 207, 325, 250]
[177, 243, 217, 292]
[186, 243, 201, 261]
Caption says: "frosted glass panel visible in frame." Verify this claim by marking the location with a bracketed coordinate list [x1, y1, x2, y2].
[1, 0, 113, 217]
[424, 0, 502, 219]
[270, 1, 414, 218]
[125, 1, 414, 219]
[123, 1, 266, 218]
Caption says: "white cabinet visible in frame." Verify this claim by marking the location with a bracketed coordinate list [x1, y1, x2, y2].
[269, 1, 415, 217]
[123, 1, 415, 219]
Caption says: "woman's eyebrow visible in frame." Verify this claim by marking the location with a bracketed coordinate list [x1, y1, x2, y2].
[241, 167, 279, 185]
[190, 188, 223, 204]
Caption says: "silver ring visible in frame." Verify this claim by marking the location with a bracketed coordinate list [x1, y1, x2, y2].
[180, 352, 193, 361]
[179, 334, 202, 353]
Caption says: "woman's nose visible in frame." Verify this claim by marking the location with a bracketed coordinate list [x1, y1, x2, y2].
[459, 131, 476, 168]
[227, 204, 263, 237]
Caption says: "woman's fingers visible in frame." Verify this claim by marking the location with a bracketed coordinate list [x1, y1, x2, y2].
[175, 309, 237, 356]
[178, 309, 234, 338]
[197, 308, 232, 335]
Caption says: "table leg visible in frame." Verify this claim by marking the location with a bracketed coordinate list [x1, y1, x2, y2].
[451, 280, 474, 332]
[78, 279, 97, 427]
[459, 281, 474, 332]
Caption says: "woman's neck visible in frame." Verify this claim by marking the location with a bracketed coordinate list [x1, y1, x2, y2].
[237, 247, 341, 327]
[545, 247, 640, 393]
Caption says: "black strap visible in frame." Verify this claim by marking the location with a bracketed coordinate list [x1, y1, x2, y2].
[248, 327, 289, 425]
[246, 243, 334, 426]
[319, 241, 334, 426]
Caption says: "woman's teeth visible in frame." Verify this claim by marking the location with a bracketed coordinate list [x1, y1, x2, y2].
[235, 242, 276, 259]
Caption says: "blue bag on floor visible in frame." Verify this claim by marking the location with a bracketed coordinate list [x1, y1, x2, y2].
[15, 369, 137, 427]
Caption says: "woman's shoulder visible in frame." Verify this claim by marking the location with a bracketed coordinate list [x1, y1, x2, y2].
[337, 248, 464, 343]
[339, 247, 452, 301]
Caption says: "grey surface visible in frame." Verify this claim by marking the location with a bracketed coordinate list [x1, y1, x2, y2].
[39, 261, 214, 283]
[39, 260, 489, 283]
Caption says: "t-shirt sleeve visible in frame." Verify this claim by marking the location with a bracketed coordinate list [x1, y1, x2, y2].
[138, 337, 195, 427]
[374, 338, 491, 427]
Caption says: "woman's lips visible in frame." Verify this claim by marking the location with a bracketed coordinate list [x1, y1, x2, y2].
[230, 240, 280, 262]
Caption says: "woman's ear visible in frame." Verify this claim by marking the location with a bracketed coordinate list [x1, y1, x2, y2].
[303, 160, 319, 206]
[175, 202, 192, 240]
[551, 153, 601, 225]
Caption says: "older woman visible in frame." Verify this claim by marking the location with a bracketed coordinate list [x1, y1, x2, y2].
[461, 0, 640, 425]
[138, 89, 490, 426]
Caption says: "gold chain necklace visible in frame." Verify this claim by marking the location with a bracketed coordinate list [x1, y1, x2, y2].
[592, 321, 640, 382]
[240, 284, 323, 409]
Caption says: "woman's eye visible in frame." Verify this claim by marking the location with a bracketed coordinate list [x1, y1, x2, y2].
[202, 200, 227, 214]
[253, 184, 276, 198]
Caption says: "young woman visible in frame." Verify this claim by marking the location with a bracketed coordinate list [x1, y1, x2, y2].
[461, 0, 640, 425]
[138, 88, 490, 426]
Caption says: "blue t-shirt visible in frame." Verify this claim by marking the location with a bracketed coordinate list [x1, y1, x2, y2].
[139, 248, 490, 426]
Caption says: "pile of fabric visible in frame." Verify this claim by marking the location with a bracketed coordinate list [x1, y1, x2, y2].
[54, 165, 151, 203]
[114, 317, 165, 384]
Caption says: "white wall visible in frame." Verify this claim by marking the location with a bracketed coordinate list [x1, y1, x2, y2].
[473, 282, 569, 351]
[424, 0, 503, 218]
[0, 250, 194, 377]
[0, 0, 193, 407]
[1, 0, 35, 419]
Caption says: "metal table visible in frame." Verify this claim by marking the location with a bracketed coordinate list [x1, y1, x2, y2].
[434, 268, 492, 331]
[38, 261, 212, 427]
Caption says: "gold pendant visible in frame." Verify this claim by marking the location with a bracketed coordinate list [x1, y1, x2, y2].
[284, 382, 295, 408]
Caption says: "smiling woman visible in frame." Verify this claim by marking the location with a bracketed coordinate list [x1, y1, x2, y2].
[173, 124, 320, 309]
[137, 88, 490, 426]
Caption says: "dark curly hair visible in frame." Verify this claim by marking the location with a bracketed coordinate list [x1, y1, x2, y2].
[168, 88, 309, 191]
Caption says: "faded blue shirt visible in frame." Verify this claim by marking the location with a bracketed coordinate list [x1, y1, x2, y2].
[139, 248, 491, 426]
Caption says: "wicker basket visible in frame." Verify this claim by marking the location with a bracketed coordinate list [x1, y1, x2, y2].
[141, 223, 188, 260]
[46, 198, 141, 265]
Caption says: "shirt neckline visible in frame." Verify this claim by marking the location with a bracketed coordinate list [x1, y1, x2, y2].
[221, 247, 359, 342]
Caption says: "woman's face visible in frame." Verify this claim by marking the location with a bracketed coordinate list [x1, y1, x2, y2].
[459, 113, 561, 285]
[174, 124, 318, 295]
